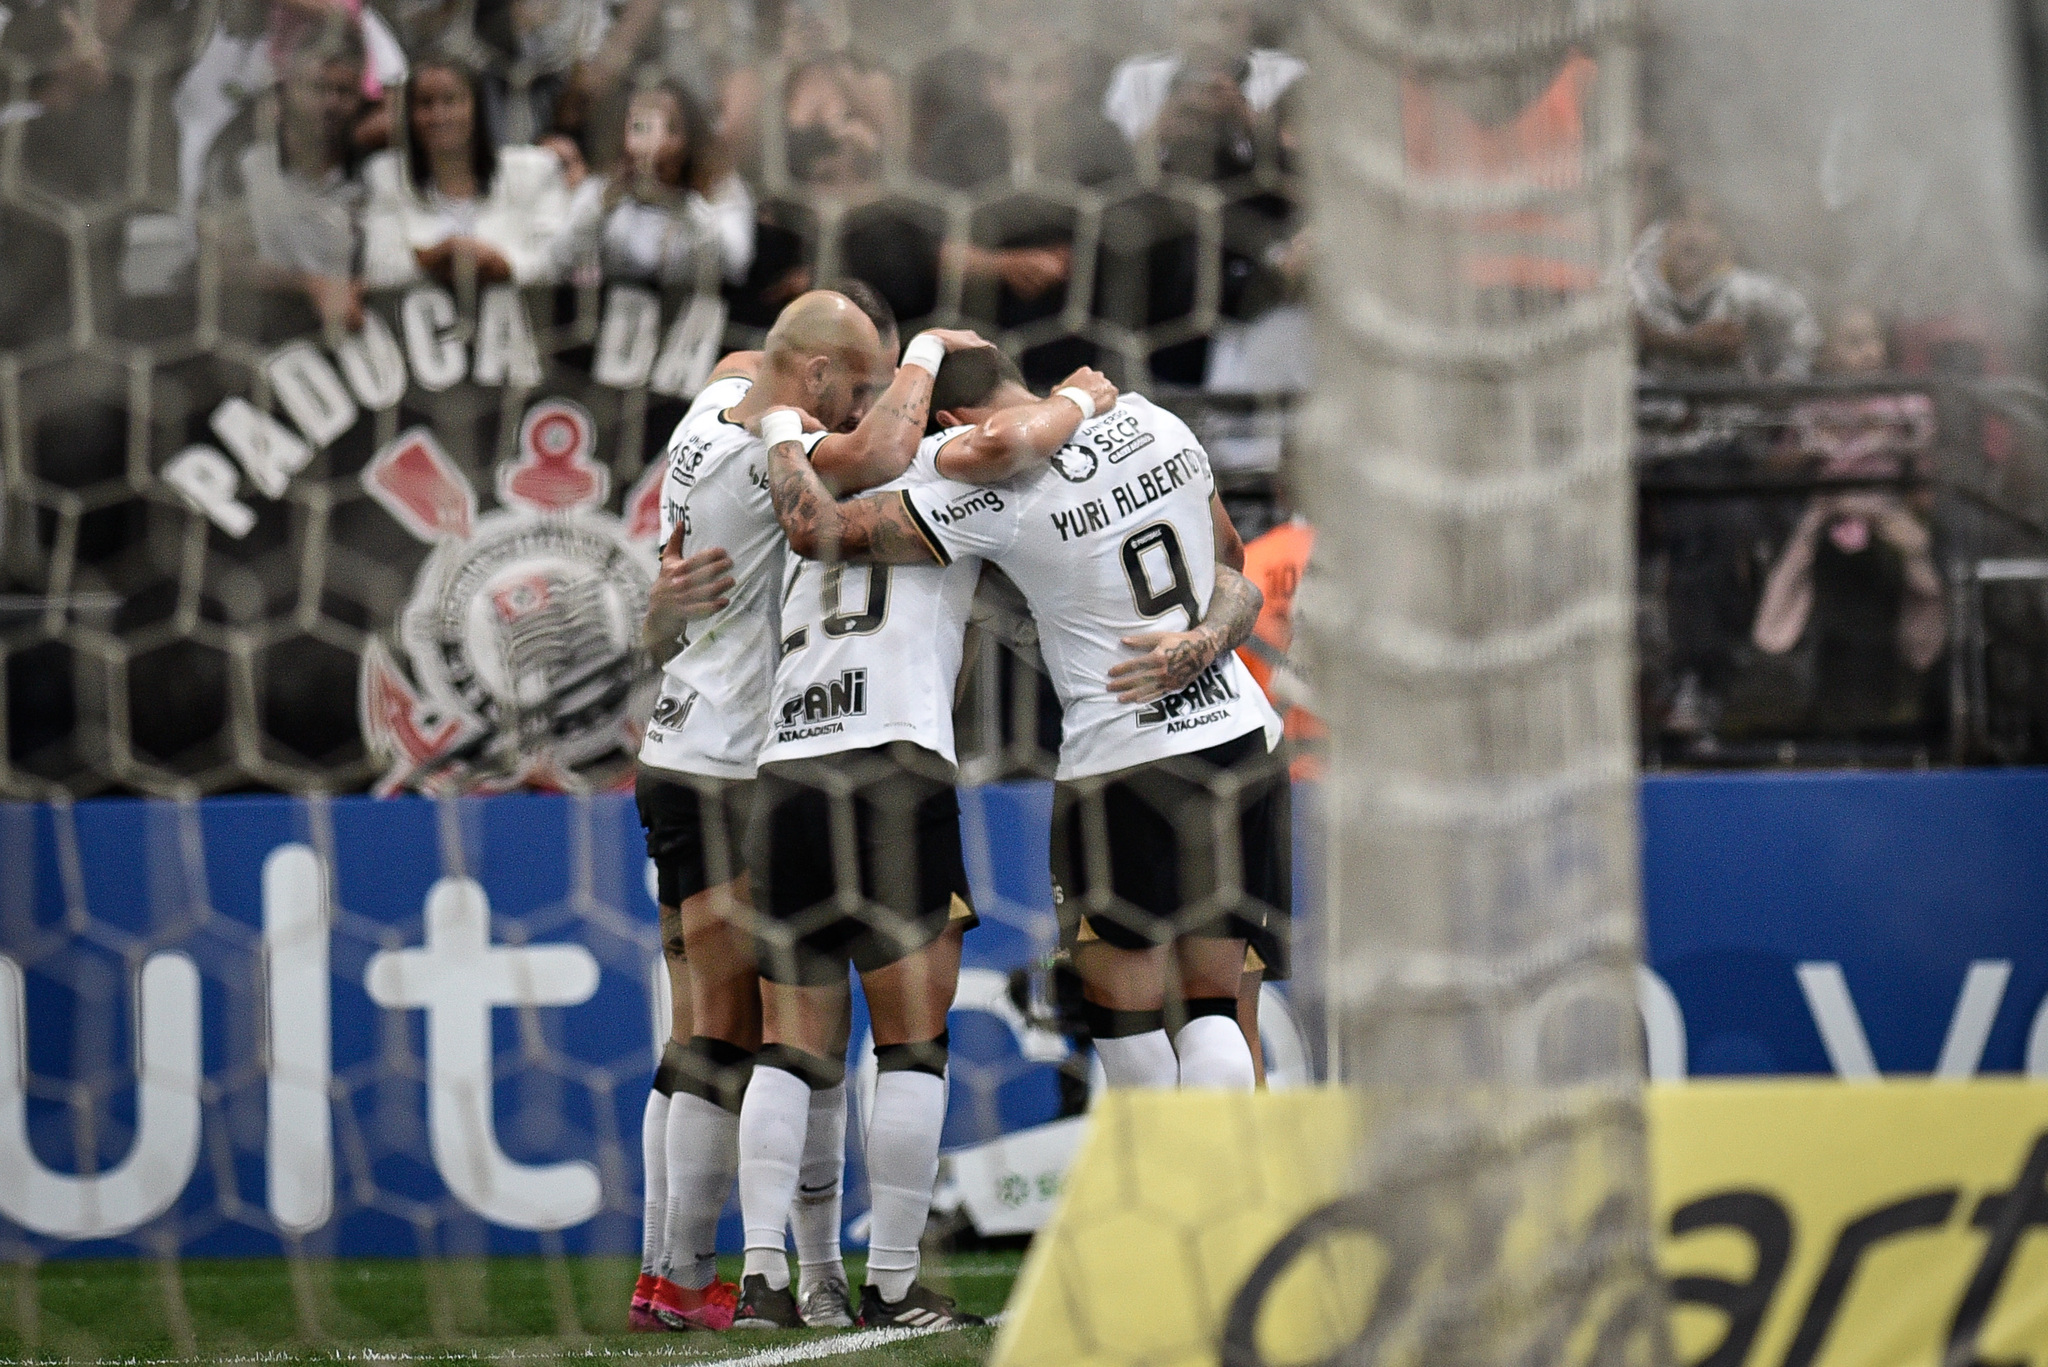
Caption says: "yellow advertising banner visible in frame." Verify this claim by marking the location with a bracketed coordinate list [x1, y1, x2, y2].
[993, 1081, 2048, 1367]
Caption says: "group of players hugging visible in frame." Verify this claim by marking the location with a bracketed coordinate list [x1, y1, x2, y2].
[627, 281, 1292, 1332]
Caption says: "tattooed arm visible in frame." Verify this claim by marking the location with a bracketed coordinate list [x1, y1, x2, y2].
[763, 417, 946, 566]
[1106, 564, 1264, 704]
[811, 328, 988, 495]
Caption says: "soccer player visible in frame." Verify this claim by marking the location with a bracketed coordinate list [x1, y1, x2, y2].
[757, 348, 1282, 1096]
[732, 353, 1122, 1331]
[631, 289, 985, 1330]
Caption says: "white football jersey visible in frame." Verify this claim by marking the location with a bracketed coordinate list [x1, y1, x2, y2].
[757, 445, 984, 767]
[901, 395, 1278, 780]
[637, 376, 828, 779]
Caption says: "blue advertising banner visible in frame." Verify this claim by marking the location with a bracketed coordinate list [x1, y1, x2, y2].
[3, 769, 2047, 1260]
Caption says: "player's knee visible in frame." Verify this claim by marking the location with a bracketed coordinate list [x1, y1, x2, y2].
[873, 1029, 949, 1079]
[663, 1035, 756, 1114]
[650, 1038, 689, 1097]
[755, 1042, 846, 1091]
[1083, 1001, 1165, 1039]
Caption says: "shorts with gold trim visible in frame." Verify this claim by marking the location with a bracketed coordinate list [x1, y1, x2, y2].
[746, 742, 978, 987]
[636, 768, 755, 951]
[1053, 728, 1290, 977]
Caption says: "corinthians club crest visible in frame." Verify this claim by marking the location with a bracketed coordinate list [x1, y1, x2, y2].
[358, 400, 667, 794]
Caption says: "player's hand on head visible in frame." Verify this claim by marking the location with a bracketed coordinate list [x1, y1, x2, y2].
[1055, 367, 1117, 416]
[653, 526, 736, 619]
[1107, 628, 1222, 704]
[926, 328, 991, 353]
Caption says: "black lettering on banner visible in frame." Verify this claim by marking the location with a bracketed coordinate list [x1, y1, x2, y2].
[1666, 1191, 1793, 1367]
[1121, 522, 1200, 629]
[821, 564, 890, 637]
[1780, 1189, 1960, 1367]
[1221, 1188, 1654, 1367]
[1949, 1131, 2048, 1367]
[1219, 1192, 1388, 1367]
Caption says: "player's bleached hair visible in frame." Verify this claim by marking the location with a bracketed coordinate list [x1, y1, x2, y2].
[928, 346, 1025, 431]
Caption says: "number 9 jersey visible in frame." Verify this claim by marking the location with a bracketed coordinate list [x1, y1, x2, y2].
[901, 395, 1279, 780]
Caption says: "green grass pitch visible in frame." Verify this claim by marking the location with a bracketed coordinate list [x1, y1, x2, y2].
[0, 1252, 1022, 1367]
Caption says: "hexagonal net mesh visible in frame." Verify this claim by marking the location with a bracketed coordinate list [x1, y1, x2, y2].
[0, 0, 1315, 1357]
[1295, 2, 1664, 1365]
[0, 0, 1307, 802]
[2, 0, 1657, 1362]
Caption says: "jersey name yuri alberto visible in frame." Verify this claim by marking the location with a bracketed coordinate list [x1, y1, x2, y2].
[899, 395, 1277, 779]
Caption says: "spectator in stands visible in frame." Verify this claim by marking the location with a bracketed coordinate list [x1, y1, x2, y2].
[1631, 200, 1821, 380]
[1238, 510, 1322, 780]
[474, 0, 617, 144]
[1751, 491, 1945, 733]
[555, 81, 753, 290]
[1102, 0, 1302, 177]
[1792, 306, 1936, 479]
[720, 0, 897, 183]
[1207, 82, 1308, 396]
[173, 0, 405, 222]
[361, 59, 574, 288]
[237, 21, 368, 333]
[1750, 307, 1945, 736]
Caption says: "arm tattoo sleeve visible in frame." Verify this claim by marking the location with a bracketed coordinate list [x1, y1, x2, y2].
[767, 438, 940, 565]
[1201, 565, 1264, 655]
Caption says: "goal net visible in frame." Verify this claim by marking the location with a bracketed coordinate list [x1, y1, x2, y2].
[1292, 0, 1663, 1364]
[1, 0, 1658, 1361]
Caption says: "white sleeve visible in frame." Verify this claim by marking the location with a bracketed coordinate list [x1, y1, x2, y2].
[691, 173, 756, 284]
[359, 8, 409, 88]
[901, 464, 1022, 565]
[495, 148, 571, 285]
[358, 152, 424, 289]
[1102, 56, 1174, 144]
[683, 375, 752, 421]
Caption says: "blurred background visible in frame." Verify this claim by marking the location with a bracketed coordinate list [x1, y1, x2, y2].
[7, 0, 2048, 797]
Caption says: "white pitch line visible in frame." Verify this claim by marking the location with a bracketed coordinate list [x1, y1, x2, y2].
[11, 1316, 1002, 1367]
[714, 1322, 963, 1367]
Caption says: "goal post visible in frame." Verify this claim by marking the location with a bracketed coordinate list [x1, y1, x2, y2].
[1296, 0, 1665, 1363]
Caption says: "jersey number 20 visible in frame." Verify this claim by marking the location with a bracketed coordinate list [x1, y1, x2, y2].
[822, 564, 891, 637]
[1120, 523, 1200, 630]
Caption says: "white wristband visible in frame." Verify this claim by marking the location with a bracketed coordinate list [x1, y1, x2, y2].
[903, 331, 947, 376]
[1054, 386, 1097, 422]
[760, 409, 805, 448]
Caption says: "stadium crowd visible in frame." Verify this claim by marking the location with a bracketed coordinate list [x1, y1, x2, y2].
[0, 0, 1310, 395]
[3, 0, 2044, 795]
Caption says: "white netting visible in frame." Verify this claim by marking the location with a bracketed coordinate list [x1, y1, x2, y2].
[1296, 1, 1663, 1364]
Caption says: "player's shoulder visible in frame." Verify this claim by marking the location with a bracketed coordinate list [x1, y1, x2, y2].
[666, 388, 753, 471]
[912, 423, 979, 480]
[683, 373, 753, 424]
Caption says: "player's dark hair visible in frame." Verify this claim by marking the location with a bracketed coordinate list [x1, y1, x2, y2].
[929, 346, 1024, 431]
[829, 278, 897, 345]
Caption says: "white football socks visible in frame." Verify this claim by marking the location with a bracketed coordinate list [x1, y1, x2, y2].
[1095, 1029, 1180, 1088]
[793, 1082, 848, 1297]
[1175, 1016, 1256, 1089]
[663, 1090, 740, 1289]
[737, 1065, 810, 1290]
[863, 1069, 947, 1303]
[639, 1088, 671, 1278]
